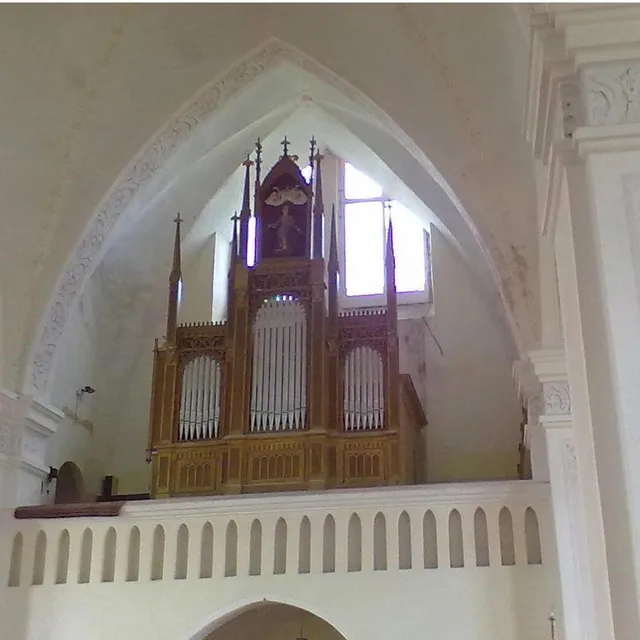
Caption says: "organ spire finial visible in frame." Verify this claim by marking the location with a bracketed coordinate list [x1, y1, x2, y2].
[308, 137, 317, 183]
[329, 204, 338, 269]
[230, 212, 239, 259]
[281, 135, 290, 157]
[166, 213, 183, 345]
[385, 211, 397, 327]
[172, 213, 182, 275]
[328, 204, 339, 329]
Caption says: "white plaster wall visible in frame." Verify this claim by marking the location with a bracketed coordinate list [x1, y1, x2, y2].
[180, 237, 215, 325]
[45, 285, 100, 494]
[212, 232, 230, 323]
[110, 320, 162, 494]
[2, 571, 550, 640]
[423, 228, 522, 481]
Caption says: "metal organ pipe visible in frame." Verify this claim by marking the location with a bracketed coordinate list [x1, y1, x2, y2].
[178, 356, 222, 441]
[344, 346, 384, 431]
[250, 298, 307, 432]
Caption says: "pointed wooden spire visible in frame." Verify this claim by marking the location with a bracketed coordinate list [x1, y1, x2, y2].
[172, 213, 182, 275]
[328, 204, 339, 328]
[230, 212, 239, 260]
[312, 151, 325, 259]
[239, 155, 253, 261]
[166, 214, 183, 344]
[385, 217, 397, 327]
[329, 204, 338, 269]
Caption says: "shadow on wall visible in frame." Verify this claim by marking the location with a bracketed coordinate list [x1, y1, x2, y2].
[54, 461, 86, 505]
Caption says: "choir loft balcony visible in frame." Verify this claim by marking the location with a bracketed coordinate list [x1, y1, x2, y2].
[1, 481, 555, 640]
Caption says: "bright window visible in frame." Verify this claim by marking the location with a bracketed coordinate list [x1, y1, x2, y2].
[341, 163, 428, 301]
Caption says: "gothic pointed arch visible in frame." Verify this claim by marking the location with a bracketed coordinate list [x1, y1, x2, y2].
[27, 37, 520, 398]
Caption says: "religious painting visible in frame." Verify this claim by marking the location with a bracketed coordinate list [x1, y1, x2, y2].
[259, 157, 311, 260]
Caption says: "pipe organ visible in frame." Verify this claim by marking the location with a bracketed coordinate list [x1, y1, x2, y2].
[148, 138, 427, 497]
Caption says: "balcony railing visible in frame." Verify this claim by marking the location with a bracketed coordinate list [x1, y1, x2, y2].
[3, 481, 550, 588]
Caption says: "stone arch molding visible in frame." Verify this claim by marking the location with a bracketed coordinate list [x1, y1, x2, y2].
[182, 594, 352, 640]
[27, 37, 512, 397]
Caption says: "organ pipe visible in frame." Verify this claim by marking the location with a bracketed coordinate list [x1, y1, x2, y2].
[179, 356, 222, 441]
[344, 346, 384, 431]
[250, 298, 307, 432]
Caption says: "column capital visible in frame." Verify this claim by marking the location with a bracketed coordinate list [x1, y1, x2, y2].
[526, 5, 640, 145]
[525, 5, 640, 234]
[516, 349, 572, 430]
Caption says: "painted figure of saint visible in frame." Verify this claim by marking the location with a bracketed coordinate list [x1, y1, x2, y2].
[270, 204, 300, 253]
[265, 185, 307, 254]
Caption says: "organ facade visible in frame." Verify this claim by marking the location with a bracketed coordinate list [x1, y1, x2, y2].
[147, 139, 427, 498]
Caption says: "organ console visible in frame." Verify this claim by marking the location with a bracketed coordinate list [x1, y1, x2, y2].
[147, 138, 427, 498]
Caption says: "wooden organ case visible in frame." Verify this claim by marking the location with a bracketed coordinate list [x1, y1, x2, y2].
[148, 139, 427, 498]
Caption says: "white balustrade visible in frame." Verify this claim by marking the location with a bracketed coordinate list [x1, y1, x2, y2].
[1, 482, 549, 590]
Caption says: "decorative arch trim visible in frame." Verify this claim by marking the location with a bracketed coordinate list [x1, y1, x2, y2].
[26, 36, 513, 396]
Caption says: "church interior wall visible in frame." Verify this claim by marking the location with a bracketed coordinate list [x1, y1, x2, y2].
[422, 227, 522, 482]
[0, 4, 539, 395]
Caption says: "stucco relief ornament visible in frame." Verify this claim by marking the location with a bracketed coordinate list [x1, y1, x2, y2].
[542, 381, 571, 416]
[584, 63, 640, 126]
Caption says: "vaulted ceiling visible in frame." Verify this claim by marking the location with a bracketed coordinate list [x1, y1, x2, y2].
[0, 3, 538, 395]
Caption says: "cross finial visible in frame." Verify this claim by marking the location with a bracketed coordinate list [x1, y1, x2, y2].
[242, 153, 254, 168]
[174, 213, 182, 224]
[230, 212, 240, 222]
[281, 135, 290, 157]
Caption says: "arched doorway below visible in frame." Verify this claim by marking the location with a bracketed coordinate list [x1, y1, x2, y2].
[204, 603, 346, 640]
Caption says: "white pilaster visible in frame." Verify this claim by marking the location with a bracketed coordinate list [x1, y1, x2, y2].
[525, 6, 640, 639]
[531, 350, 604, 640]
[0, 388, 62, 508]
